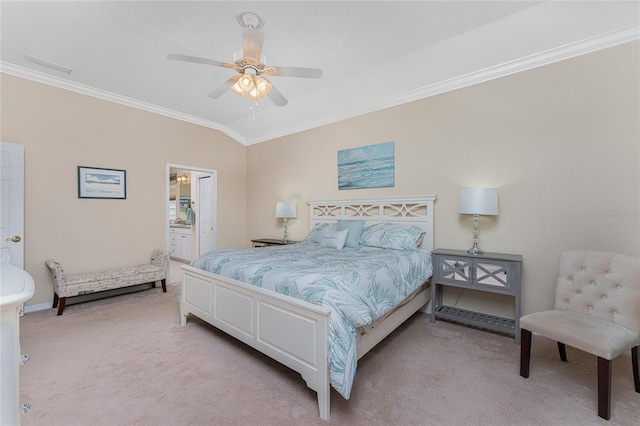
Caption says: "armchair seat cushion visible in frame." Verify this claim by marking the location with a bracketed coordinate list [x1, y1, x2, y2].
[521, 310, 639, 360]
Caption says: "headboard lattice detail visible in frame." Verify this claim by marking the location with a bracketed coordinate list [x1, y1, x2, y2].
[307, 195, 437, 251]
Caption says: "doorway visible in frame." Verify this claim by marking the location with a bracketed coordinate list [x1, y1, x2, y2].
[166, 163, 217, 264]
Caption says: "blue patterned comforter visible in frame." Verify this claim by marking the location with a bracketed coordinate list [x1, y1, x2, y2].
[191, 242, 433, 399]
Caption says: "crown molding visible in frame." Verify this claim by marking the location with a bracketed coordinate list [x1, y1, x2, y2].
[244, 25, 640, 145]
[0, 62, 249, 145]
[3, 25, 638, 147]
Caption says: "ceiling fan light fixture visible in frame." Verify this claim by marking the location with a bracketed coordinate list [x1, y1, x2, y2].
[249, 77, 272, 100]
[238, 73, 255, 91]
[230, 81, 245, 97]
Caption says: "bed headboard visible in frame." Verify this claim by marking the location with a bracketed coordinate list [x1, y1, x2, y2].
[307, 195, 437, 252]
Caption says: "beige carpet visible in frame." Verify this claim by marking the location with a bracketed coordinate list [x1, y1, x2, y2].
[18, 281, 639, 426]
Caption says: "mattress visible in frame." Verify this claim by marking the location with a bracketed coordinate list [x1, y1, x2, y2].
[191, 242, 433, 399]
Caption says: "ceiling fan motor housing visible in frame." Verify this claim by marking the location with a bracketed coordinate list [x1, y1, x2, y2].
[236, 11, 264, 29]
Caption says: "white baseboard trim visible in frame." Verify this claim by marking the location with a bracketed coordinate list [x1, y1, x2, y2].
[24, 302, 52, 313]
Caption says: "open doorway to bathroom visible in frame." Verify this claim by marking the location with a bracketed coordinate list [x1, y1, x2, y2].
[166, 163, 217, 269]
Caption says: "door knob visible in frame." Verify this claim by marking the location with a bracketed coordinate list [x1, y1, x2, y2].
[7, 236, 21, 242]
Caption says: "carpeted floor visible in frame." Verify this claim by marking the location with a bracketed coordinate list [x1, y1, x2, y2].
[18, 279, 639, 425]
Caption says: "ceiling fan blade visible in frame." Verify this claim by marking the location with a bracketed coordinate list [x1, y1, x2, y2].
[208, 76, 240, 99]
[167, 53, 234, 69]
[265, 65, 323, 79]
[265, 82, 288, 107]
[242, 28, 265, 61]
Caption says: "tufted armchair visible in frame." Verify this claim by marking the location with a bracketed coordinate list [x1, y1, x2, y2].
[519, 250, 640, 420]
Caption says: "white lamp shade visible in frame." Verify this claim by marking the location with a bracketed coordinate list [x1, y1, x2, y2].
[458, 187, 499, 216]
[275, 201, 297, 219]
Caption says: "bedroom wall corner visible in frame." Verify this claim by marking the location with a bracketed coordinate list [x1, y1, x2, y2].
[246, 40, 640, 317]
[0, 73, 247, 308]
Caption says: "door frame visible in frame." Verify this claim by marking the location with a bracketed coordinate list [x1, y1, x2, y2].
[165, 163, 217, 261]
[0, 141, 25, 268]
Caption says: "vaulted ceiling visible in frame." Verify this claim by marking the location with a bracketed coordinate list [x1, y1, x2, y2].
[2, 1, 638, 145]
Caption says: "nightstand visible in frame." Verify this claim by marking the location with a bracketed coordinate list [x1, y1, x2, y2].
[251, 238, 299, 248]
[430, 248, 523, 344]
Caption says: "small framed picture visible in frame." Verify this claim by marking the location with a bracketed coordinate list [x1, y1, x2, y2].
[78, 166, 126, 199]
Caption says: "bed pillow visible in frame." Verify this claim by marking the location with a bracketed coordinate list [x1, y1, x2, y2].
[319, 229, 349, 249]
[359, 222, 389, 247]
[302, 223, 334, 244]
[361, 223, 425, 250]
[336, 219, 365, 248]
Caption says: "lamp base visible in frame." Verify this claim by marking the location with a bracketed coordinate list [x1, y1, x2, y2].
[282, 218, 289, 243]
[467, 214, 483, 255]
[467, 245, 484, 255]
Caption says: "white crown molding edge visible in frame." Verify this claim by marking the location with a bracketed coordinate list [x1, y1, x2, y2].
[3, 25, 638, 147]
[244, 25, 640, 146]
[0, 62, 248, 145]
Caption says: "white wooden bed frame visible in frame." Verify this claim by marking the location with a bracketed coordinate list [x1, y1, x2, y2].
[180, 195, 437, 420]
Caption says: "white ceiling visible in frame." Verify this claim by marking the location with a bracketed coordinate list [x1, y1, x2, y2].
[2, 1, 638, 146]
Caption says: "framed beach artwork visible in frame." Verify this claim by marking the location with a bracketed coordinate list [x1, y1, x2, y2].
[338, 141, 395, 190]
[78, 166, 126, 199]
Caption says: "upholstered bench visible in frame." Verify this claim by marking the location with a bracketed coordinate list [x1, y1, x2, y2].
[45, 249, 169, 315]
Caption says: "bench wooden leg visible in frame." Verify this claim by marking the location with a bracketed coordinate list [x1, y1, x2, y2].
[161, 279, 167, 293]
[57, 297, 67, 316]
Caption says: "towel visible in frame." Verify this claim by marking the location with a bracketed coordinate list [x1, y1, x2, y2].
[186, 207, 195, 225]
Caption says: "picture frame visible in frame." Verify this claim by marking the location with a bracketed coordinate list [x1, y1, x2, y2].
[338, 141, 395, 190]
[78, 166, 126, 199]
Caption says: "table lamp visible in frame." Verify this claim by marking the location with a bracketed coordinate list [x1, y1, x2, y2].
[458, 187, 499, 255]
[275, 201, 296, 243]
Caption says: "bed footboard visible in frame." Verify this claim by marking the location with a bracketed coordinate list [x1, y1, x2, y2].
[180, 265, 332, 420]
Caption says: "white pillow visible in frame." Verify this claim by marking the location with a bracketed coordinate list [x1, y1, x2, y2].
[319, 229, 349, 249]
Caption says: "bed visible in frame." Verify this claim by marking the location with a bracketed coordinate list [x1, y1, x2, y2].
[180, 195, 437, 420]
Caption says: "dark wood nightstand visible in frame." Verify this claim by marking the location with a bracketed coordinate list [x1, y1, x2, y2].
[251, 238, 299, 248]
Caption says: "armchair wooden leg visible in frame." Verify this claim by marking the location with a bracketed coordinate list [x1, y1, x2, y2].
[161, 279, 167, 293]
[53, 292, 59, 308]
[520, 329, 532, 378]
[632, 346, 639, 393]
[557, 342, 568, 362]
[597, 357, 612, 420]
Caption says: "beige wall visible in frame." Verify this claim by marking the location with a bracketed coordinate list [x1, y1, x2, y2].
[247, 41, 640, 316]
[1, 74, 247, 306]
[2, 41, 637, 315]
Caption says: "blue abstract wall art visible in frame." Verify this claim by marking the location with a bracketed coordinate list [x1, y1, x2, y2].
[338, 141, 395, 190]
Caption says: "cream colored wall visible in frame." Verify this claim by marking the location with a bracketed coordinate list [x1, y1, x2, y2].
[247, 41, 640, 316]
[1, 74, 247, 307]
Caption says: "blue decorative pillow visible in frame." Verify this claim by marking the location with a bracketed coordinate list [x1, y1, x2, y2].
[319, 229, 349, 249]
[361, 223, 425, 250]
[336, 219, 365, 248]
[302, 223, 335, 244]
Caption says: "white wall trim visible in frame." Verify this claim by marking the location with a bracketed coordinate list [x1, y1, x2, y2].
[23, 301, 52, 313]
[3, 25, 638, 147]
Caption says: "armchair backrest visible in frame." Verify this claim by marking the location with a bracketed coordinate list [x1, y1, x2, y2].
[554, 250, 640, 335]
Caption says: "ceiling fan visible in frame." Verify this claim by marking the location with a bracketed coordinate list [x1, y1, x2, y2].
[167, 12, 322, 107]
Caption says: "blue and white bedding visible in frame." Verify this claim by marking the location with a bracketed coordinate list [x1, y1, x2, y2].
[191, 241, 433, 399]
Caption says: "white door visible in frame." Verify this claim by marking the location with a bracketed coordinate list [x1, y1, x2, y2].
[198, 175, 215, 255]
[0, 142, 25, 268]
